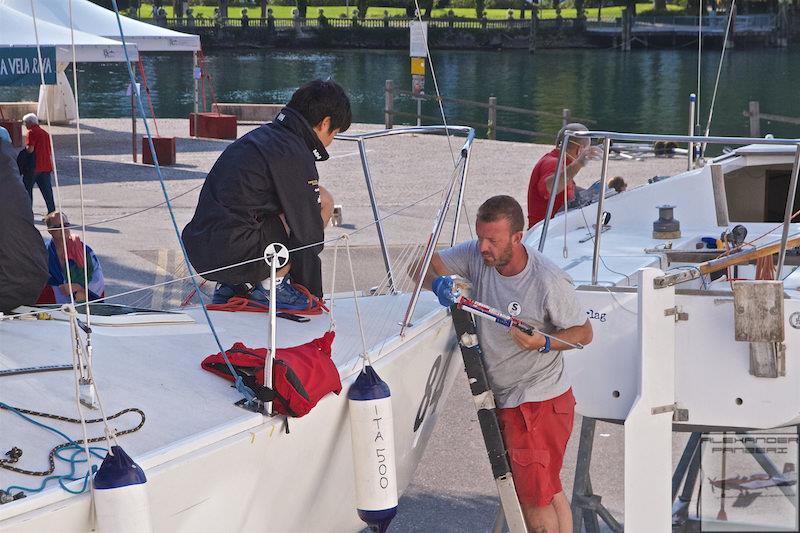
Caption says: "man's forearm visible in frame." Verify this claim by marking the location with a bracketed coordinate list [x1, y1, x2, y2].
[547, 320, 593, 351]
[544, 159, 585, 195]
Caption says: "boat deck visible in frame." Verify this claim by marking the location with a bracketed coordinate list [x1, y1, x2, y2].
[0, 293, 442, 496]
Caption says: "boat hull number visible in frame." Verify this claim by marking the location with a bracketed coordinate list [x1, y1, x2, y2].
[413, 351, 453, 432]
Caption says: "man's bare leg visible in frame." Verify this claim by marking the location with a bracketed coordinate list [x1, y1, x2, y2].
[319, 185, 334, 227]
[551, 492, 572, 532]
[521, 502, 559, 533]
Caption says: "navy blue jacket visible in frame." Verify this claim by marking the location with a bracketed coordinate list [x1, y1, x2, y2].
[182, 107, 328, 296]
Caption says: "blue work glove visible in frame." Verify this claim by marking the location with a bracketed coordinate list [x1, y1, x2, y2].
[432, 275, 459, 307]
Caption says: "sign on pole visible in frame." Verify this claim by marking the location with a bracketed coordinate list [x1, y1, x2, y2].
[409, 21, 428, 99]
[0, 47, 57, 86]
[409, 21, 428, 58]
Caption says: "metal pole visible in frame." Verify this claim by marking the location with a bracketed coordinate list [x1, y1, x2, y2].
[266, 255, 277, 416]
[777, 147, 800, 279]
[450, 145, 472, 246]
[591, 137, 612, 285]
[193, 51, 199, 138]
[401, 156, 464, 333]
[416, 98, 422, 126]
[688, 93, 696, 170]
[131, 64, 137, 163]
[358, 139, 396, 292]
[537, 136, 570, 252]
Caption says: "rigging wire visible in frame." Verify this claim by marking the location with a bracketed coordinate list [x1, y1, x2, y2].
[702, 0, 736, 150]
[109, 0, 256, 403]
[28, 0, 97, 505]
[410, 3, 457, 168]
[696, 0, 703, 139]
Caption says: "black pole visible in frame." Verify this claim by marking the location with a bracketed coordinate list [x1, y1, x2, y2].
[450, 306, 528, 533]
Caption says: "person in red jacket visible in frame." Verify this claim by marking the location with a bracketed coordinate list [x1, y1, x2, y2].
[22, 113, 56, 214]
[526, 123, 602, 228]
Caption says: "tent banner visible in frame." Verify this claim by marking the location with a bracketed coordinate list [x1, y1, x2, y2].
[0, 48, 57, 86]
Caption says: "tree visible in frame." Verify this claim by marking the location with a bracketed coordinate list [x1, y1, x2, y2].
[420, 0, 435, 18]
[297, 0, 308, 18]
[653, 0, 667, 12]
[261, 0, 269, 18]
[476, 0, 485, 18]
[358, 0, 369, 19]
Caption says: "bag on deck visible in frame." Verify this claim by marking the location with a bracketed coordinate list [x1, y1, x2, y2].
[200, 331, 341, 417]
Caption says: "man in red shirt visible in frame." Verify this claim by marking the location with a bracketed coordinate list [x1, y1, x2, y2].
[527, 123, 602, 228]
[23, 113, 56, 214]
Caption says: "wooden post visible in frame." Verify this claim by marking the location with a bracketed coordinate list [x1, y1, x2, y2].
[488, 96, 497, 140]
[385, 79, 394, 129]
[562, 108, 571, 127]
[622, 6, 632, 51]
[748, 100, 760, 137]
[528, 5, 537, 53]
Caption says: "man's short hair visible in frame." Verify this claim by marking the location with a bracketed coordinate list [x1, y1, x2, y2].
[555, 122, 589, 147]
[477, 195, 525, 234]
[44, 210, 69, 229]
[22, 113, 39, 127]
[287, 80, 352, 134]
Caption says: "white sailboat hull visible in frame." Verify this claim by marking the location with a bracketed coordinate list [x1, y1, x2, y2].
[0, 297, 462, 532]
[526, 144, 800, 431]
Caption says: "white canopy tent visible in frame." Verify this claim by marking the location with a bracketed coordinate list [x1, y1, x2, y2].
[1, 0, 201, 52]
[0, 3, 140, 122]
[1, 0, 201, 123]
[0, 3, 140, 63]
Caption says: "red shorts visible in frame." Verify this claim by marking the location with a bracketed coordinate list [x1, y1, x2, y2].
[497, 388, 576, 507]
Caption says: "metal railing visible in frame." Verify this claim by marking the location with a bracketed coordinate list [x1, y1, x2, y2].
[334, 125, 475, 330]
[158, 16, 569, 31]
[384, 80, 593, 141]
[537, 131, 800, 285]
[585, 14, 775, 30]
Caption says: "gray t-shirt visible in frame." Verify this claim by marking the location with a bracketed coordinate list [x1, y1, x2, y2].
[439, 241, 586, 408]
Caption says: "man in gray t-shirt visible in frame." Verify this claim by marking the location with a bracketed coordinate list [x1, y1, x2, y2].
[416, 195, 592, 533]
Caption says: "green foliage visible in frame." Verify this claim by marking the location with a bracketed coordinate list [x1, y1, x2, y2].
[138, 0, 678, 18]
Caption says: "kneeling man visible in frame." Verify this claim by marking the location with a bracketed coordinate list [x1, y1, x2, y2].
[182, 79, 351, 308]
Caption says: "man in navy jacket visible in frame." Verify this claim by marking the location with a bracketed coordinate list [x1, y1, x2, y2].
[182, 80, 351, 308]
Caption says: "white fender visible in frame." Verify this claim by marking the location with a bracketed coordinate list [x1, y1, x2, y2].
[348, 366, 397, 533]
[93, 445, 153, 533]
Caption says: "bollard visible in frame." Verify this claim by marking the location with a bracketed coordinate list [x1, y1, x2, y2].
[748, 101, 760, 137]
[385, 80, 394, 129]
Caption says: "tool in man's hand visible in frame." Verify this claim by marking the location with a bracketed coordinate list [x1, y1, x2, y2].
[432, 275, 584, 350]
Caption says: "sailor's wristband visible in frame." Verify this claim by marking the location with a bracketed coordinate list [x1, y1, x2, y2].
[538, 336, 551, 354]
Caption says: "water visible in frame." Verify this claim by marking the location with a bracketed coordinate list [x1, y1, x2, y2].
[3, 47, 798, 142]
